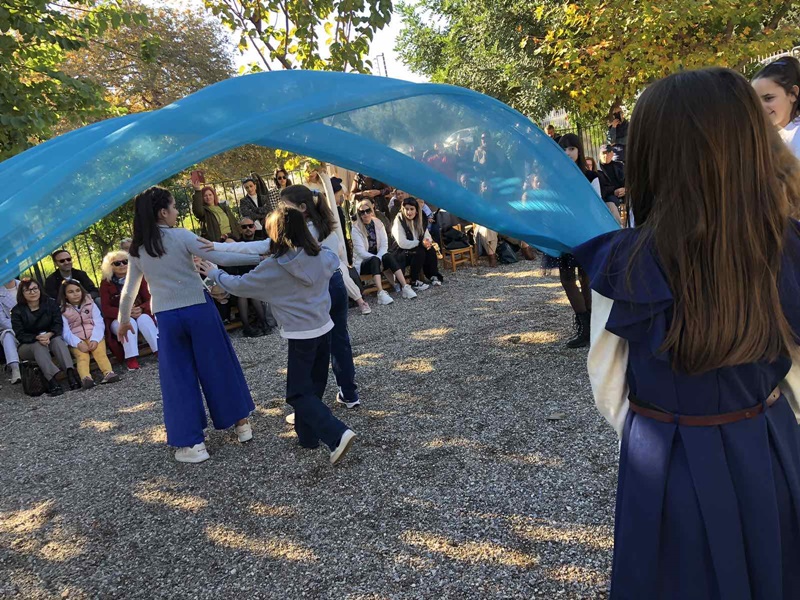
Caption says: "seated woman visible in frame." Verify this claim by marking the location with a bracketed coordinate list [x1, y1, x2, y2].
[0, 279, 22, 384]
[392, 197, 444, 288]
[191, 183, 241, 242]
[59, 279, 120, 388]
[11, 279, 79, 395]
[100, 251, 159, 371]
[352, 198, 417, 305]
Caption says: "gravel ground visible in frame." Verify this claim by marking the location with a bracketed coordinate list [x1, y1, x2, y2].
[0, 259, 618, 599]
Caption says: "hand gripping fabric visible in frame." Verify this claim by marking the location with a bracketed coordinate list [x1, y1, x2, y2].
[0, 71, 618, 283]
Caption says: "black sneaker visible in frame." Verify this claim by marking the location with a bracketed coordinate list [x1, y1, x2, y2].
[66, 368, 82, 391]
[243, 327, 265, 338]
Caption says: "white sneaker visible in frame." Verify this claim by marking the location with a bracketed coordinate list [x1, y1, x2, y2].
[330, 429, 356, 465]
[401, 284, 417, 299]
[413, 280, 430, 291]
[358, 302, 372, 315]
[175, 443, 210, 464]
[336, 391, 361, 409]
[377, 290, 394, 305]
[430, 276, 442, 287]
[235, 423, 253, 443]
[285, 412, 295, 425]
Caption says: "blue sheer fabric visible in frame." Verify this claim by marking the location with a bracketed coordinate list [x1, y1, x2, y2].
[0, 71, 618, 283]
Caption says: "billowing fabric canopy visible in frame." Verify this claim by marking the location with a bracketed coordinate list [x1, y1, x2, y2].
[0, 71, 618, 284]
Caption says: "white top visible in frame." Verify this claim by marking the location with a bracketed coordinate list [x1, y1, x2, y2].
[587, 290, 800, 438]
[392, 218, 432, 251]
[351, 219, 389, 272]
[781, 117, 800, 158]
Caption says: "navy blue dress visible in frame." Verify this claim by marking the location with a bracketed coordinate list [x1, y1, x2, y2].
[574, 224, 800, 600]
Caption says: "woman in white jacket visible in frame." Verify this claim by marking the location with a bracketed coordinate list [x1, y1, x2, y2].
[392, 197, 444, 289]
[352, 198, 416, 305]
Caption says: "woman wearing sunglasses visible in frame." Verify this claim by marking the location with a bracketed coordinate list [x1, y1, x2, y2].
[352, 198, 417, 305]
[100, 251, 159, 371]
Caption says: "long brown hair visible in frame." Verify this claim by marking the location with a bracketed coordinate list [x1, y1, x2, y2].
[265, 205, 321, 258]
[627, 67, 799, 374]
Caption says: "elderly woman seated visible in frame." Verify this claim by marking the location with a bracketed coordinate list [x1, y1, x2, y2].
[100, 250, 159, 371]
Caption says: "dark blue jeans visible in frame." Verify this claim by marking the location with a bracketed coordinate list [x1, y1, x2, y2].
[329, 270, 358, 403]
[287, 333, 348, 450]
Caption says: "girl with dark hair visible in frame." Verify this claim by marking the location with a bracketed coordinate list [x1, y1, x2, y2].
[197, 206, 357, 466]
[11, 278, 79, 395]
[552, 133, 619, 348]
[752, 56, 800, 157]
[59, 279, 119, 389]
[119, 186, 260, 464]
[392, 198, 442, 290]
[265, 168, 292, 215]
[205, 184, 367, 409]
[574, 67, 800, 599]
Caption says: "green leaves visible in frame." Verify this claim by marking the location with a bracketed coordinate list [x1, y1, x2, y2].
[203, 0, 392, 73]
[0, 0, 143, 160]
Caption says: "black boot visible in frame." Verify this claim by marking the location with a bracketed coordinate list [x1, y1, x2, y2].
[566, 312, 591, 348]
[47, 377, 64, 397]
[66, 368, 82, 391]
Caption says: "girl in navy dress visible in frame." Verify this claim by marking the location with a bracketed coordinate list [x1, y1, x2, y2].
[574, 68, 800, 599]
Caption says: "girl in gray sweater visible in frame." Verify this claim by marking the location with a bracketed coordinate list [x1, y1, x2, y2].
[118, 187, 260, 464]
[197, 205, 356, 465]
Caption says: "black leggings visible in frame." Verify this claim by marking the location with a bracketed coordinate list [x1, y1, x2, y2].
[394, 245, 441, 282]
[360, 254, 402, 276]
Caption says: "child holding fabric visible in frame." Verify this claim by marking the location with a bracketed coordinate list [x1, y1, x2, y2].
[197, 204, 357, 466]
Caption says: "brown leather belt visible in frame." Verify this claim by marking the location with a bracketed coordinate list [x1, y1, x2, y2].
[628, 386, 781, 427]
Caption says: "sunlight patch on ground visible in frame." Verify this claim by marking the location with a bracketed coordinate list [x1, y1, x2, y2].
[79, 419, 119, 433]
[425, 438, 563, 468]
[118, 402, 156, 414]
[353, 352, 385, 366]
[497, 331, 560, 345]
[481, 270, 541, 279]
[400, 530, 537, 568]
[205, 524, 318, 562]
[134, 480, 209, 513]
[393, 358, 434, 374]
[113, 425, 167, 445]
[547, 296, 571, 306]
[508, 517, 613, 551]
[255, 405, 283, 417]
[248, 503, 297, 518]
[0, 500, 55, 535]
[410, 327, 453, 341]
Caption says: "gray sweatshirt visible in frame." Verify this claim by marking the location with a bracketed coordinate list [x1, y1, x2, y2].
[119, 226, 260, 323]
[207, 247, 339, 339]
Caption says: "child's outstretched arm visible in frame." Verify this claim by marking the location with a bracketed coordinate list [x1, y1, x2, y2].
[196, 236, 271, 256]
[197, 258, 276, 303]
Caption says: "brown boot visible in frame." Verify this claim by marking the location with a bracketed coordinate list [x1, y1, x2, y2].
[521, 245, 536, 261]
[488, 253, 498, 267]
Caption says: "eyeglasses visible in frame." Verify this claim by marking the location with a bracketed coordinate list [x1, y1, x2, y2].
[112, 260, 128, 267]
[241, 224, 255, 229]
[23, 287, 39, 294]
[357, 208, 372, 215]
[57, 257, 72, 264]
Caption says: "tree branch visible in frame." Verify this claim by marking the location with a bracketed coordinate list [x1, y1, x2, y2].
[768, 0, 792, 29]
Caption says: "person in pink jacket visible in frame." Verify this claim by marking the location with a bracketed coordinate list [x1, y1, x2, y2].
[58, 279, 120, 389]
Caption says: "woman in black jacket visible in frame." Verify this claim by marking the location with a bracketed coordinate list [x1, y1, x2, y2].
[11, 279, 79, 395]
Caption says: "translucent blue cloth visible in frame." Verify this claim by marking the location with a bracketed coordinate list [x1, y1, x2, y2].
[0, 71, 618, 284]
